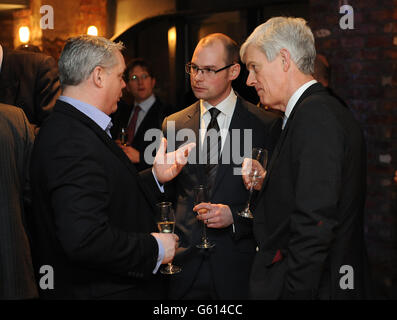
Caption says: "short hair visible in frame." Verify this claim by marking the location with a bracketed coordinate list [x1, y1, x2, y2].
[58, 35, 124, 88]
[197, 33, 239, 65]
[124, 58, 154, 82]
[240, 17, 316, 74]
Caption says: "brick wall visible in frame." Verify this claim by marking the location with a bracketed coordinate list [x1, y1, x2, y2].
[310, 0, 397, 298]
[0, 0, 108, 59]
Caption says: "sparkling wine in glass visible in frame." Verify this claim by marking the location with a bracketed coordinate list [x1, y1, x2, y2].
[156, 202, 181, 274]
[238, 148, 268, 219]
[193, 185, 215, 249]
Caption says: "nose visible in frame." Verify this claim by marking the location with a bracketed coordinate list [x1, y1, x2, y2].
[193, 69, 204, 82]
[121, 79, 126, 89]
[137, 77, 144, 85]
[246, 71, 256, 87]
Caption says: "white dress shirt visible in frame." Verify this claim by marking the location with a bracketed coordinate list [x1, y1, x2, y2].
[199, 88, 237, 233]
[200, 88, 237, 150]
[128, 94, 156, 134]
[282, 79, 317, 129]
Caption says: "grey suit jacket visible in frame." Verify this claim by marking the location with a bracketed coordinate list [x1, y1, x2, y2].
[0, 103, 37, 299]
[162, 96, 282, 299]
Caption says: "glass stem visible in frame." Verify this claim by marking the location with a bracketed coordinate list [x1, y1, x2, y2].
[202, 220, 208, 242]
[245, 184, 254, 211]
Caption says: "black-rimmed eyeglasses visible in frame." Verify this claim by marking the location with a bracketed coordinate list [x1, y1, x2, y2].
[185, 63, 235, 78]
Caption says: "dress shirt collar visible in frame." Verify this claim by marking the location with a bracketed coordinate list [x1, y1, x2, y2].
[58, 95, 113, 137]
[282, 80, 317, 129]
[134, 94, 155, 113]
[284, 79, 317, 119]
[200, 88, 237, 119]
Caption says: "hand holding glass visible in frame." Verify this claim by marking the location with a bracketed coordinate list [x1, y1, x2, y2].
[193, 185, 215, 249]
[156, 202, 181, 274]
[238, 148, 268, 219]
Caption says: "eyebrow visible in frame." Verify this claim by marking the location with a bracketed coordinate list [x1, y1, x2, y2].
[192, 63, 217, 69]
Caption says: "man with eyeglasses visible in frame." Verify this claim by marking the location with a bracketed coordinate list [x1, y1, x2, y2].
[162, 33, 282, 299]
[111, 58, 172, 171]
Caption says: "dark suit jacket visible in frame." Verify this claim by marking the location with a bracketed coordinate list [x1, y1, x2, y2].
[251, 83, 371, 299]
[111, 98, 170, 171]
[0, 104, 37, 299]
[0, 46, 60, 126]
[162, 96, 282, 299]
[29, 100, 166, 299]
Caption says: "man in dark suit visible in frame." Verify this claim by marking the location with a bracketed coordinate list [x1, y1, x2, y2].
[0, 104, 37, 299]
[240, 17, 371, 299]
[111, 58, 172, 171]
[0, 44, 60, 131]
[29, 35, 194, 299]
[162, 33, 282, 299]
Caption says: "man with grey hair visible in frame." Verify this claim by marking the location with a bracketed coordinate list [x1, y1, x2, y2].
[241, 17, 371, 299]
[29, 35, 194, 299]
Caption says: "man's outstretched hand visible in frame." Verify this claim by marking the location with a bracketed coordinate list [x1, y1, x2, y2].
[153, 137, 195, 184]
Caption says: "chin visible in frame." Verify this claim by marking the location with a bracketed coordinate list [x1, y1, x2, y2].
[192, 92, 207, 101]
[110, 104, 118, 114]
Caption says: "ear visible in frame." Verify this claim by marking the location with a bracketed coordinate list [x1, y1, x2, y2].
[92, 66, 105, 88]
[151, 77, 156, 90]
[229, 63, 241, 81]
[279, 49, 291, 72]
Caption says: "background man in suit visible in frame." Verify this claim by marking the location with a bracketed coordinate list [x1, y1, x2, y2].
[0, 104, 37, 300]
[240, 17, 371, 299]
[0, 44, 61, 132]
[313, 53, 348, 109]
[29, 35, 193, 299]
[162, 33, 281, 299]
[111, 58, 172, 171]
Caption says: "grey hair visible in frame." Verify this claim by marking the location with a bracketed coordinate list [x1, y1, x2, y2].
[59, 35, 124, 88]
[240, 17, 316, 74]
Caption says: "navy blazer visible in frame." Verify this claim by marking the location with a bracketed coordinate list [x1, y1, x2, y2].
[29, 100, 166, 299]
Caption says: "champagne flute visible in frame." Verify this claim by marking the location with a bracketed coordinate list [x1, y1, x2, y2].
[238, 148, 268, 219]
[156, 202, 181, 275]
[120, 127, 128, 146]
[193, 185, 215, 249]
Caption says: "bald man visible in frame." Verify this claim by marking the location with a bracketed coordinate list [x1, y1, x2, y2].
[162, 33, 282, 299]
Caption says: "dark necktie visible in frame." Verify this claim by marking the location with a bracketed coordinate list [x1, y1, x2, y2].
[127, 105, 141, 145]
[205, 108, 221, 194]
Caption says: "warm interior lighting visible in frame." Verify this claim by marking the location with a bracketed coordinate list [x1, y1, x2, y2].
[168, 26, 177, 57]
[87, 26, 98, 36]
[168, 26, 176, 45]
[19, 26, 30, 44]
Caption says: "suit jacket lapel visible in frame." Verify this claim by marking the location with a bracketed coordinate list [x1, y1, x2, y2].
[55, 100, 162, 220]
[55, 101, 139, 180]
[54, 100, 161, 220]
[210, 96, 247, 197]
[182, 101, 205, 185]
[259, 83, 325, 195]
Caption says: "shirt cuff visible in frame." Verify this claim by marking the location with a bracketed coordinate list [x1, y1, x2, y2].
[153, 237, 165, 274]
[152, 168, 165, 193]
